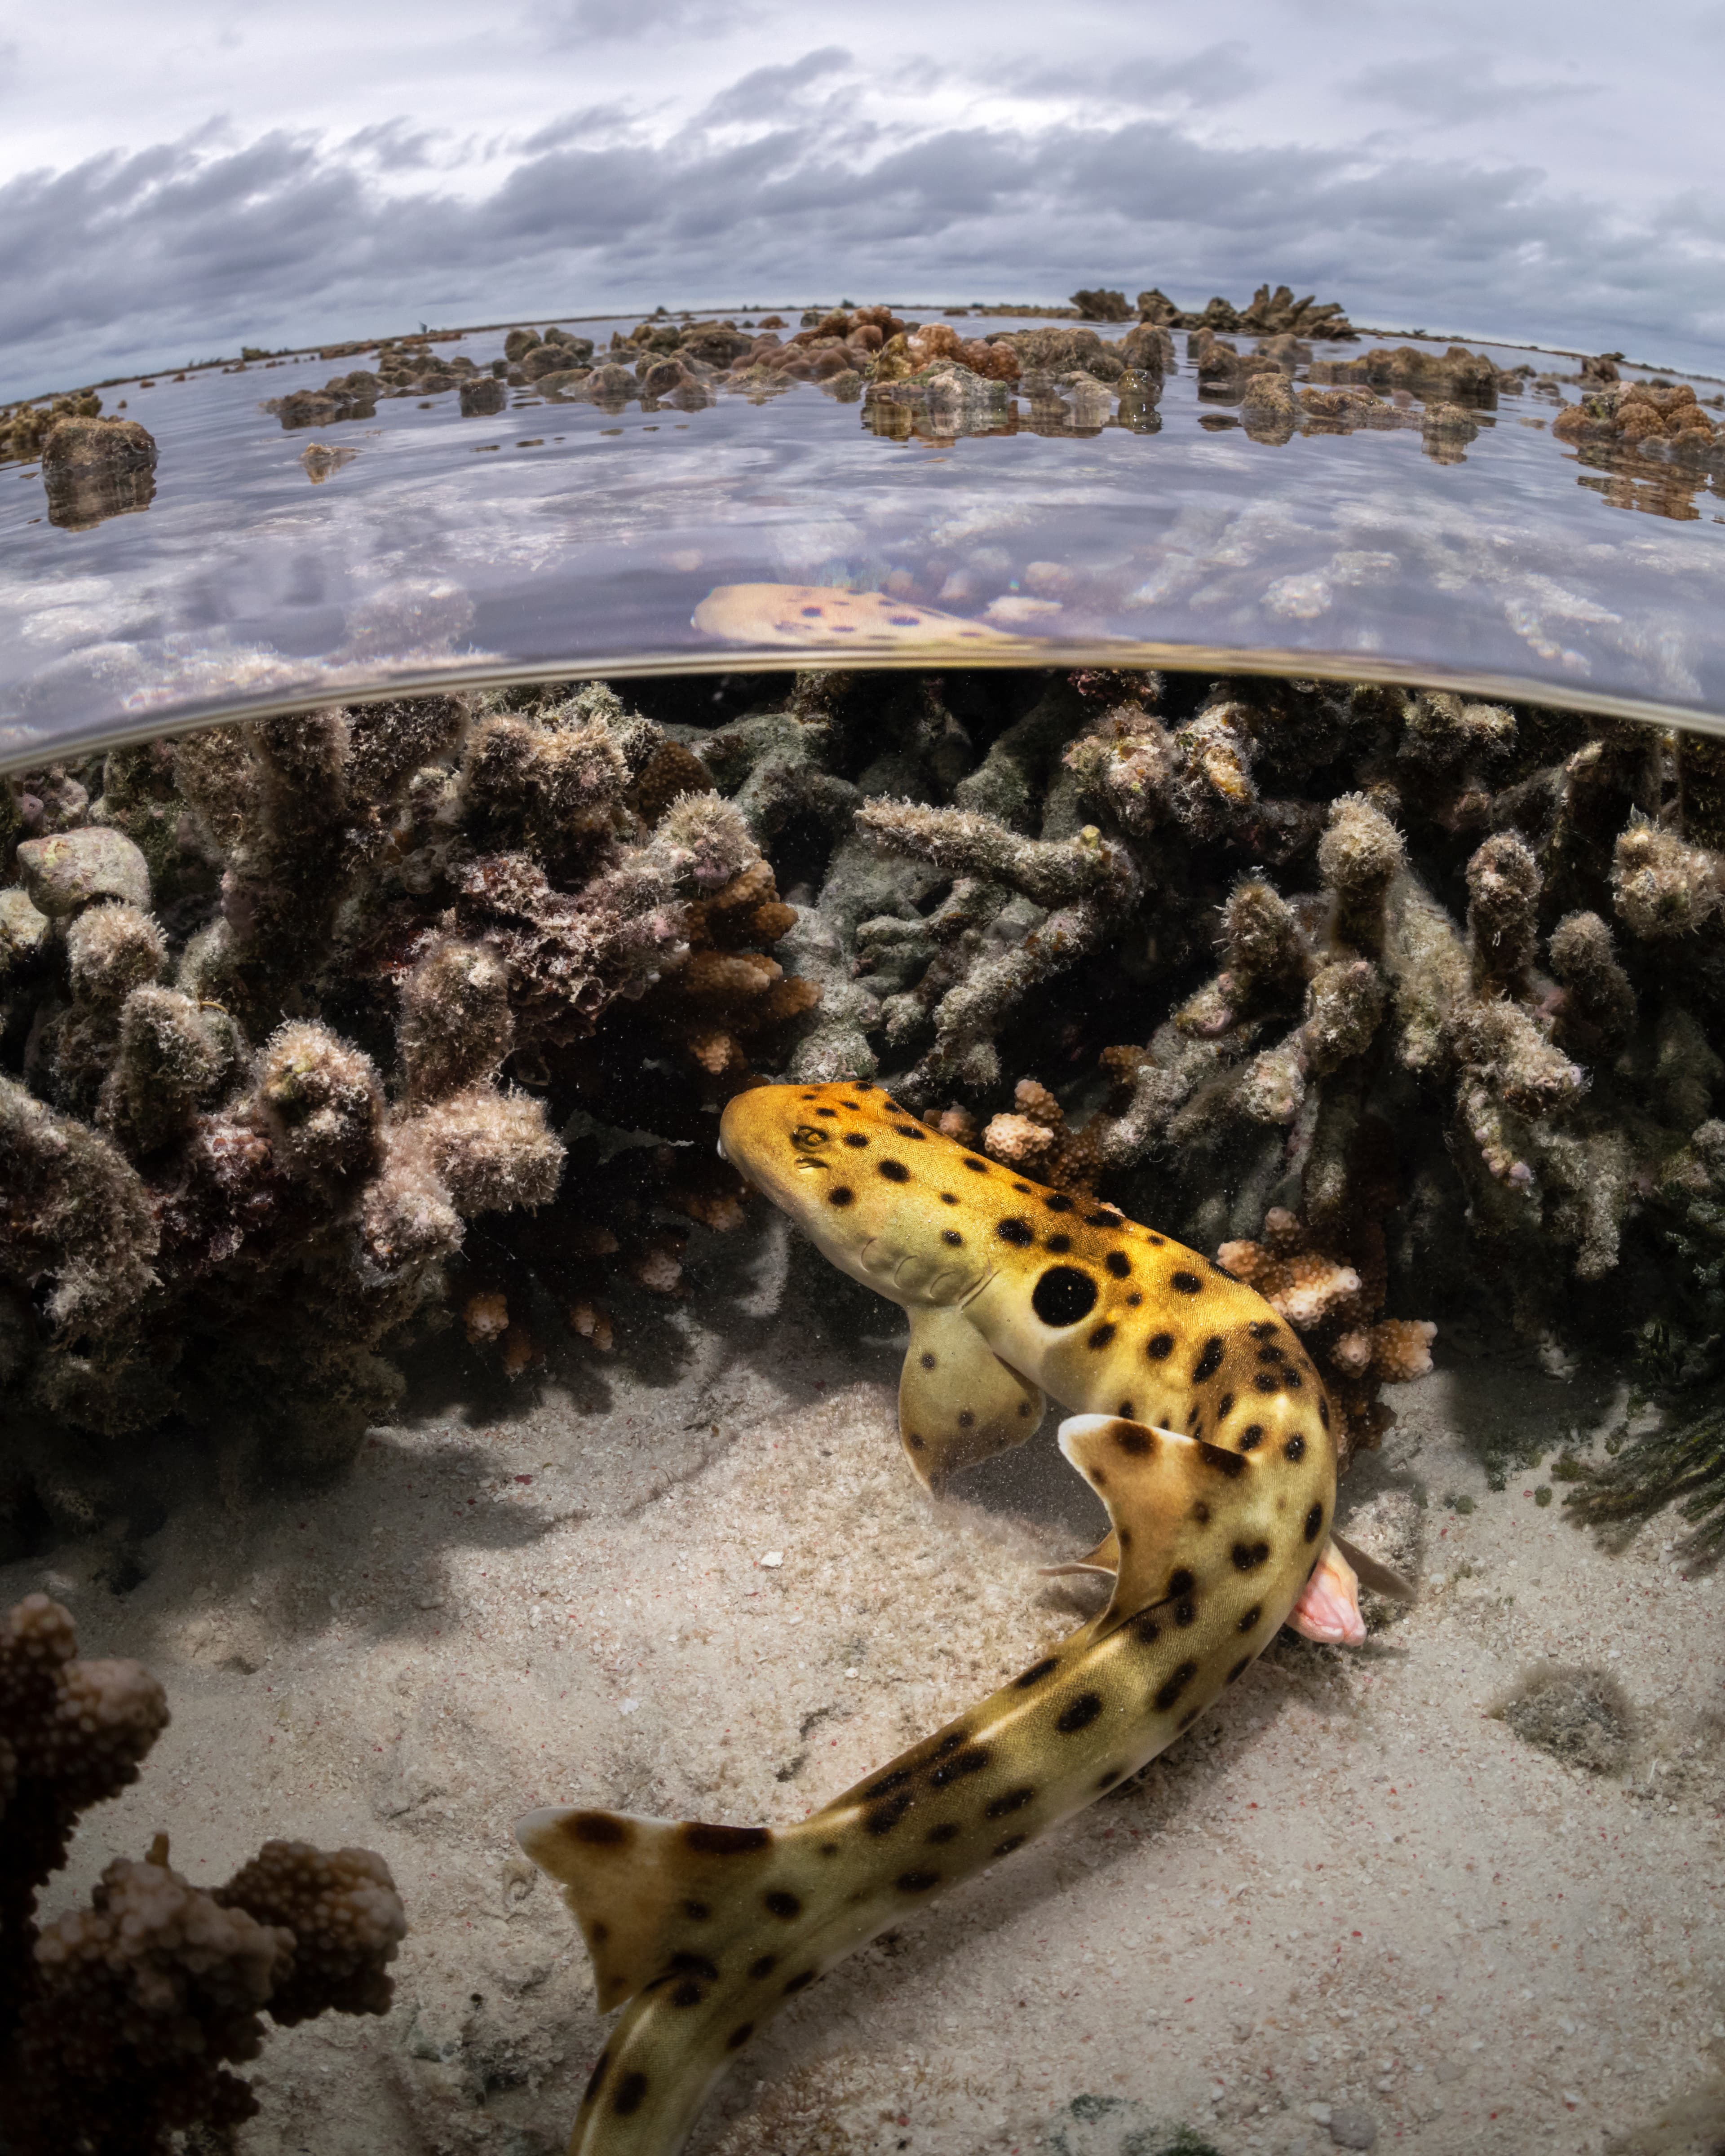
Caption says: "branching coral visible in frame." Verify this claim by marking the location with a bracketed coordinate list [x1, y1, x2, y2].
[0, 682, 802, 1531]
[853, 761, 1140, 1096]
[1217, 1193, 1435, 1468]
[7, 662, 1724, 1514]
[635, 668, 1725, 1466]
[0, 1594, 406, 2156]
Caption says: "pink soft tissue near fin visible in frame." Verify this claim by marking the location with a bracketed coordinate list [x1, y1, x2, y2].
[1288, 1538, 1367, 1647]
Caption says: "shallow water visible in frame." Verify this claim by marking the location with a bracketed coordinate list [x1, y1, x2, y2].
[2, 311, 1724, 769]
[5, 645, 1725, 2156]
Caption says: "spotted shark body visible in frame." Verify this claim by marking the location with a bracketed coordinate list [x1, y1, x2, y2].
[715, 1081, 1365, 1634]
[515, 1083, 1371, 2152]
[519, 1408, 1332, 2154]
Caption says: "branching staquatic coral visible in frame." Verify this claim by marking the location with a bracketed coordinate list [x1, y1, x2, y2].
[0, 1593, 406, 2156]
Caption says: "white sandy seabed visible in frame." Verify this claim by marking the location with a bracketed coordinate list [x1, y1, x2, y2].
[11, 1215, 1725, 2156]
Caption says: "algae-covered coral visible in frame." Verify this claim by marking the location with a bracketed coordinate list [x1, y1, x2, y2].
[3, 668, 1723, 1530]
[0, 685, 794, 1548]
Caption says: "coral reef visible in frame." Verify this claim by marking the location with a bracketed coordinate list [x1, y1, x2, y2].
[0, 388, 104, 465]
[40, 415, 158, 529]
[0, 684, 793, 1539]
[265, 334, 490, 428]
[646, 668, 1722, 1470]
[1554, 379, 1718, 457]
[1137, 283, 1356, 337]
[6, 664, 1723, 1515]
[0, 1592, 405, 2154]
[1070, 287, 1133, 322]
[1308, 343, 1512, 402]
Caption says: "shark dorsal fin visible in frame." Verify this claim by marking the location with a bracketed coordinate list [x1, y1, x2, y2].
[515, 1807, 775, 2011]
[1057, 1414, 1263, 1639]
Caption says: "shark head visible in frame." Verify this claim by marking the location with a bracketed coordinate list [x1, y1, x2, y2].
[719, 1081, 996, 1309]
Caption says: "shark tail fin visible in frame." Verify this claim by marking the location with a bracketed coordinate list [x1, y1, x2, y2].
[514, 1807, 775, 2011]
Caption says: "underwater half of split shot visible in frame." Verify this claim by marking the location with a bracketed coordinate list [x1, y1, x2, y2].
[2, 298, 1724, 2156]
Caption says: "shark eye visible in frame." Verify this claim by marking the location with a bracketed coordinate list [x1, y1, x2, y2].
[791, 1125, 830, 1152]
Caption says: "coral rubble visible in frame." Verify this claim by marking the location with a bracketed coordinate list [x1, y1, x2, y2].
[0, 1592, 406, 2155]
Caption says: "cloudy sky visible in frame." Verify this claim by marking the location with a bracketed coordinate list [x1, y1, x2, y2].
[2, 0, 1721, 399]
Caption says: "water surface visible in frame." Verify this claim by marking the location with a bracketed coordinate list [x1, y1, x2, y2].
[3, 312, 1721, 766]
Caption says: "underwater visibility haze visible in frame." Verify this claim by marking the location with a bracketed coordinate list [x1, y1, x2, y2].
[2, 296, 1724, 2156]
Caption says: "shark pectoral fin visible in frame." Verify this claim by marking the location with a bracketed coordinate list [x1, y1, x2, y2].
[898, 1305, 1044, 1491]
[1287, 1539, 1367, 1647]
[1332, 1531, 1415, 1603]
[1039, 1527, 1120, 1580]
[1057, 1414, 1258, 1637]
[514, 1806, 774, 2012]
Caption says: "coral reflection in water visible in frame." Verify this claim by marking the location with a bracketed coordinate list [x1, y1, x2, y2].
[2, 305, 1725, 760]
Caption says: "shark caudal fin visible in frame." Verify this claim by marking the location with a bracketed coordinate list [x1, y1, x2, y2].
[514, 1808, 775, 2012]
[898, 1305, 1044, 1490]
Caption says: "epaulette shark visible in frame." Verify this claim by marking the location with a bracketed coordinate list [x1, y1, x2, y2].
[715, 1079, 1393, 1641]
[515, 1082, 1399, 2151]
[518, 1406, 1335, 2153]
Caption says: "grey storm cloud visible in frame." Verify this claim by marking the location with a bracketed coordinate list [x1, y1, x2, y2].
[0, 53, 1719, 400]
[699, 47, 855, 127]
[1346, 52, 1599, 126]
[532, 0, 757, 45]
